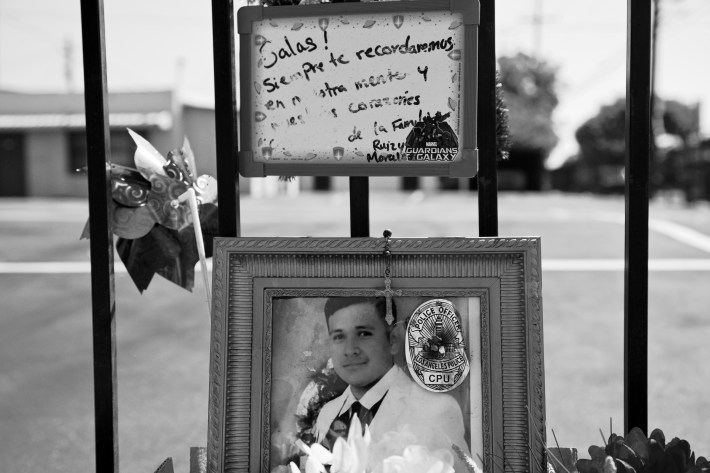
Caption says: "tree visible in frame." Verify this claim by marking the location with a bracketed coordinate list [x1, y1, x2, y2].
[569, 97, 700, 193]
[575, 98, 626, 166]
[660, 100, 699, 145]
[498, 53, 559, 154]
[575, 97, 699, 165]
[496, 53, 559, 190]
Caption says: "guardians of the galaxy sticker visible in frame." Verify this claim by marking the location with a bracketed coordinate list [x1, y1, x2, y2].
[405, 299, 470, 392]
[404, 111, 459, 162]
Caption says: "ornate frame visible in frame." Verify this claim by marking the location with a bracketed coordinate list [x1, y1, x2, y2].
[207, 237, 545, 473]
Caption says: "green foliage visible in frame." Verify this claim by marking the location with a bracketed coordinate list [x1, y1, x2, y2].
[498, 53, 559, 154]
[576, 427, 710, 473]
[496, 70, 511, 161]
[574, 98, 699, 166]
[575, 98, 627, 166]
[661, 100, 699, 144]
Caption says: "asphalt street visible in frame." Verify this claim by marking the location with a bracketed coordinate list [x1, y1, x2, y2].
[1, 191, 709, 472]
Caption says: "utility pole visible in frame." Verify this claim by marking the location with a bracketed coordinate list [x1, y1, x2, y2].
[64, 37, 76, 93]
[532, 0, 543, 56]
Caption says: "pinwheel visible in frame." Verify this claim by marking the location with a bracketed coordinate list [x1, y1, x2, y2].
[81, 129, 218, 295]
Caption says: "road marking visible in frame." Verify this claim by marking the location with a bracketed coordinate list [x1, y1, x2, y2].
[543, 259, 710, 271]
[1, 259, 710, 273]
[649, 219, 710, 254]
[0, 261, 213, 274]
[589, 212, 710, 254]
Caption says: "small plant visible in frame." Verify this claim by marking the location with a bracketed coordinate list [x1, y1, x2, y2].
[576, 427, 710, 473]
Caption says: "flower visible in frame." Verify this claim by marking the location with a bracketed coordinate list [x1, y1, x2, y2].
[376, 445, 454, 473]
[289, 416, 462, 473]
[331, 415, 372, 473]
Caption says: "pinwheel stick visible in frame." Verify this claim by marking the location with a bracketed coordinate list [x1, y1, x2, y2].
[173, 188, 211, 313]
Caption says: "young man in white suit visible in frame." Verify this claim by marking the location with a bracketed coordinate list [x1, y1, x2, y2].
[314, 296, 470, 465]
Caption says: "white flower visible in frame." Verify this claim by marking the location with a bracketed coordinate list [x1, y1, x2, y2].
[293, 439, 334, 473]
[377, 446, 454, 473]
[332, 415, 372, 473]
[292, 417, 455, 473]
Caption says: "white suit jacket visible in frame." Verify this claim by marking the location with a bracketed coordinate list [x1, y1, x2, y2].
[314, 365, 469, 460]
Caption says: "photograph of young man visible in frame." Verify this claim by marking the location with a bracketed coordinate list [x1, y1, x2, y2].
[313, 296, 470, 463]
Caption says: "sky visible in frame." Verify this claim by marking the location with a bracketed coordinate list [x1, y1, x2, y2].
[1, 0, 709, 167]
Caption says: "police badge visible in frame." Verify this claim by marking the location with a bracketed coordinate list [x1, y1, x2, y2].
[405, 299, 470, 392]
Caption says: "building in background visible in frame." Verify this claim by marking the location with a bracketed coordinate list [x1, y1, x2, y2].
[0, 89, 470, 197]
[0, 90, 216, 197]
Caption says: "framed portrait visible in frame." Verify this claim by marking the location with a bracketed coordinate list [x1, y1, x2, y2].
[234, 0, 479, 177]
[207, 237, 545, 473]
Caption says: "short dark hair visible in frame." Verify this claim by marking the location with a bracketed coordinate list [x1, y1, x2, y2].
[323, 296, 396, 327]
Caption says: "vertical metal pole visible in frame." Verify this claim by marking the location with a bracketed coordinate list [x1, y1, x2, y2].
[212, 0, 240, 237]
[624, 0, 653, 436]
[79, 0, 118, 470]
[349, 176, 370, 237]
[477, 0, 498, 237]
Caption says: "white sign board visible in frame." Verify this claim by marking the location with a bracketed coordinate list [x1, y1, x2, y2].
[237, 0, 478, 177]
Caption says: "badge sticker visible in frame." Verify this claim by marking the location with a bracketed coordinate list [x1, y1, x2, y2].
[405, 299, 470, 392]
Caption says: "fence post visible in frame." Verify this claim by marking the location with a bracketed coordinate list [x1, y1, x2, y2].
[350, 177, 370, 237]
[477, 0, 498, 237]
[79, 0, 119, 470]
[624, 0, 653, 436]
[212, 0, 240, 237]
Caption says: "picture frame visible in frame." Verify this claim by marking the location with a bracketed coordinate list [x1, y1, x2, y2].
[206, 237, 545, 473]
[234, 0, 479, 177]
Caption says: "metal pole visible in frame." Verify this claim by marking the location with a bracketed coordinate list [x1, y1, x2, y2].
[477, 0, 498, 237]
[212, 0, 240, 237]
[624, 0, 653, 436]
[79, 0, 118, 470]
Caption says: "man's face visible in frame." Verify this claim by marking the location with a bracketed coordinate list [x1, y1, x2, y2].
[328, 301, 395, 398]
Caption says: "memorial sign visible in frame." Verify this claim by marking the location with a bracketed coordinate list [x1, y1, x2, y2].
[236, 0, 479, 177]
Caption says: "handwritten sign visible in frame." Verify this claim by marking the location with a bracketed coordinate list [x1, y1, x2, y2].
[237, 0, 478, 177]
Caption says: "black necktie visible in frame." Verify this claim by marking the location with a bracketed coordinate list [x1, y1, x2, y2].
[324, 395, 387, 449]
[350, 401, 375, 429]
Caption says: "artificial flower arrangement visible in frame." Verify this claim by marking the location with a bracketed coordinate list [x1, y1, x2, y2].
[575, 427, 710, 473]
[288, 415, 483, 473]
[81, 129, 219, 294]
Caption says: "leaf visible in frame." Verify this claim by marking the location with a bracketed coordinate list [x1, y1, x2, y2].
[589, 446, 608, 461]
[603, 456, 618, 473]
[649, 429, 666, 449]
[648, 450, 681, 473]
[665, 438, 693, 473]
[648, 439, 666, 466]
[576, 458, 604, 473]
[612, 458, 636, 473]
[625, 427, 650, 463]
[608, 438, 643, 472]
